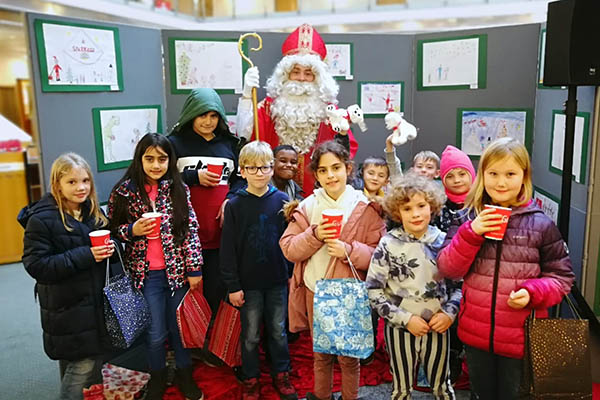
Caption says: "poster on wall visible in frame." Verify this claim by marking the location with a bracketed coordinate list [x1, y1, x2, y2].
[34, 19, 123, 92]
[358, 81, 404, 117]
[92, 105, 162, 171]
[550, 110, 590, 184]
[325, 43, 353, 80]
[457, 108, 532, 157]
[533, 186, 560, 224]
[417, 34, 487, 90]
[169, 38, 246, 94]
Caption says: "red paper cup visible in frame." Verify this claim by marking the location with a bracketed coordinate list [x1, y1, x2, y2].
[322, 209, 343, 239]
[484, 205, 512, 240]
[142, 212, 162, 240]
[206, 164, 224, 178]
[89, 230, 111, 247]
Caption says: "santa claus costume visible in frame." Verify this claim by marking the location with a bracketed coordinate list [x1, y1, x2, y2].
[237, 24, 358, 196]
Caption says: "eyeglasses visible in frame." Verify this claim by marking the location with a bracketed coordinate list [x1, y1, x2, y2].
[243, 165, 273, 175]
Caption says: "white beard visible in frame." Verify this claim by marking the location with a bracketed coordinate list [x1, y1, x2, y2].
[270, 81, 327, 154]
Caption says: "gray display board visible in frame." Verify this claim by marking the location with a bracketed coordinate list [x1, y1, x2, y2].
[161, 30, 414, 167]
[27, 13, 166, 202]
[412, 24, 540, 161]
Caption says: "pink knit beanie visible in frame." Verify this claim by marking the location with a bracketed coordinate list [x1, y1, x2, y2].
[440, 145, 476, 203]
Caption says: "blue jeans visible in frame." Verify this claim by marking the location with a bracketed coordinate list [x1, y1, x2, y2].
[240, 284, 291, 379]
[142, 270, 191, 370]
[59, 357, 102, 400]
[465, 345, 522, 400]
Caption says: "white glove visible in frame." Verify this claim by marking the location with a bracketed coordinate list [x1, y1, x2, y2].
[242, 66, 259, 98]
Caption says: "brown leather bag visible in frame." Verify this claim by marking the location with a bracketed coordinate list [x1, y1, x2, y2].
[519, 295, 592, 399]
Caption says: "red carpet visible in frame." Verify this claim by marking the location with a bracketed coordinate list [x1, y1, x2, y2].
[164, 326, 393, 400]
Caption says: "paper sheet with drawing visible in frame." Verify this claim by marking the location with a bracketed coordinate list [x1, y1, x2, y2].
[174, 40, 243, 92]
[42, 22, 119, 87]
[99, 108, 158, 164]
[423, 38, 479, 88]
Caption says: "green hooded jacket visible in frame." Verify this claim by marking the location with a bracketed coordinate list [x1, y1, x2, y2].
[170, 88, 229, 135]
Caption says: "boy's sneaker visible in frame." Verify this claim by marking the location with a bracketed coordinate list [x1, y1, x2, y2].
[242, 377, 260, 400]
[272, 372, 298, 400]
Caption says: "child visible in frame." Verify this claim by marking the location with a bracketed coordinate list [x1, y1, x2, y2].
[434, 145, 476, 381]
[437, 137, 575, 400]
[108, 133, 204, 400]
[169, 88, 244, 341]
[413, 150, 440, 179]
[271, 144, 304, 200]
[280, 140, 386, 400]
[18, 153, 116, 400]
[220, 141, 297, 400]
[359, 157, 389, 199]
[435, 145, 476, 233]
[366, 173, 459, 400]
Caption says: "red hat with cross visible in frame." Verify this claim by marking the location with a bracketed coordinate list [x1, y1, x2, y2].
[281, 24, 327, 60]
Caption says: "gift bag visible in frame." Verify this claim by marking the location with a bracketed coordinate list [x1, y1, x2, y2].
[207, 300, 242, 367]
[176, 287, 212, 348]
[103, 245, 150, 349]
[312, 256, 374, 359]
[83, 364, 149, 400]
[519, 295, 592, 399]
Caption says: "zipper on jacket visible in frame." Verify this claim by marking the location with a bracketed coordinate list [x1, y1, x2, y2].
[489, 241, 503, 354]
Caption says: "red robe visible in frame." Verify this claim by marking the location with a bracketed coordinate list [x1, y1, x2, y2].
[252, 96, 358, 196]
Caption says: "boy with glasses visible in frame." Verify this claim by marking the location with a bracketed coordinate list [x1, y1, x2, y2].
[220, 141, 298, 400]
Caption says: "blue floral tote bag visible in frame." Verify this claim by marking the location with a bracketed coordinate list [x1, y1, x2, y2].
[313, 253, 374, 359]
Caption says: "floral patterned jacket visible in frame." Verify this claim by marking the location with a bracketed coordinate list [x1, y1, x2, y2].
[366, 225, 461, 329]
[107, 179, 203, 290]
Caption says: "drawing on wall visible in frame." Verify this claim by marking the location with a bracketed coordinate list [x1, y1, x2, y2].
[359, 82, 403, 116]
[226, 113, 237, 136]
[325, 43, 353, 79]
[93, 105, 162, 171]
[533, 187, 559, 225]
[550, 110, 590, 184]
[34, 19, 123, 92]
[458, 109, 530, 156]
[170, 38, 244, 94]
[418, 35, 487, 90]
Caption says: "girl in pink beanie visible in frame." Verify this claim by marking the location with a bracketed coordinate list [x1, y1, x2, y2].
[435, 145, 476, 233]
[434, 145, 476, 385]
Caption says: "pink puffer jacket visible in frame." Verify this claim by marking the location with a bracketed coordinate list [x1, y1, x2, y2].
[438, 203, 574, 359]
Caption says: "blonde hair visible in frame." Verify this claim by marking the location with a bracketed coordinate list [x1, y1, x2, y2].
[239, 141, 274, 168]
[49, 153, 107, 231]
[384, 172, 446, 224]
[464, 137, 533, 214]
[413, 151, 440, 169]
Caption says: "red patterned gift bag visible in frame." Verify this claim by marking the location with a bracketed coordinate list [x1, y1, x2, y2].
[207, 300, 242, 367]
[176, 288, 212, 348]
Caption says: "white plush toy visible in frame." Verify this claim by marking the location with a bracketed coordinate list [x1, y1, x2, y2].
[384, 111, 417, 145]
[326, 104, 368, 133]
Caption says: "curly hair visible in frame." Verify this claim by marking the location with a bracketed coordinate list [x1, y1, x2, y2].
[383, 172, 446, 223]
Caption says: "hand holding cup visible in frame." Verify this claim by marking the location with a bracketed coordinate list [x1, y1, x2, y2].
[471, 207, 507, 237]
[132, 216, 158, 237]
[89, 230, 114, 262]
